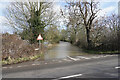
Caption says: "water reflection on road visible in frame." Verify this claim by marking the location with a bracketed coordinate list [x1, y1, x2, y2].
[44, 41, 89, 60]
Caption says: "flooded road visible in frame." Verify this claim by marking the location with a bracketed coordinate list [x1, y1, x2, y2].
[44, 41, 90, 60]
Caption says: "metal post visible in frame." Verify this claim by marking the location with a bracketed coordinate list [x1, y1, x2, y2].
[39, 40, 40, 52]
[41, 40, 42, 52]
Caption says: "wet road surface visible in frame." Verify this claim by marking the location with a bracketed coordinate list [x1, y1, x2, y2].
[2, 41, 119, 79]
[44, 41, 93, 60]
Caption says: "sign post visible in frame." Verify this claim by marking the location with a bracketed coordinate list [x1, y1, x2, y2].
[37, 34, 43, 52]
[39, 40, 40, 51]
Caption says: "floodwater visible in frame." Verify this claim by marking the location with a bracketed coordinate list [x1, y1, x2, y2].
[44, 41, 89, 60]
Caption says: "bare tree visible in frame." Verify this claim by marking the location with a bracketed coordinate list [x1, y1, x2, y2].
[63, 0, 100, 48]
[91, 14, 119, 51]
[5, 1, 57, 43]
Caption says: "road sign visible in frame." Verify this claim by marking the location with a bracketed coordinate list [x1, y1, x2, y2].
[37, 34, 43, 40]
[37, 34, 43, 52]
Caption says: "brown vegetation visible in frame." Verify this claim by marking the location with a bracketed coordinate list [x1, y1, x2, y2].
[2, 33, 40, 61]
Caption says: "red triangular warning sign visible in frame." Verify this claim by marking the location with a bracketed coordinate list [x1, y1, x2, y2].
[37, 34, 43, 40]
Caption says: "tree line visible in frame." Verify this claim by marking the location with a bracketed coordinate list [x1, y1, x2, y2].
[61, 0, 119, 51]
[5, 0, 120, 51]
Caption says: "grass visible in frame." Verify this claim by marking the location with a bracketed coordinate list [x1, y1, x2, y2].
[2, 43, 58, 66]
[84, 50, 119, 54]
[2, 52, 44, 65]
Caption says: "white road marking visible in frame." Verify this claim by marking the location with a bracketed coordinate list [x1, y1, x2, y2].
[36, 64, 40, 65]
[59, 74, 82, 79]
[35, 48, 39, 51]
[3, 67, 8, 69]
[115, 66, 120, 69]
[59, 61, 62, 63]
[105, 73, 117, 76]
[32, 64, 36, 65]
[9, 67, 13, 68]
[105, 55, 111, 57]
[63, 59, 71, 61]
[76, 56, 90, 59]
[97, 57, 101, 58]
[65, 59, 71, 61]
[99, 56, 104, 57]
[63, 59, 67, 60]
[92, 56, 100, 59]
[45, 63, 47, 64]
[67, 56, 79, 61]
[110, 55, 114, 56]
[103, 56, 107, 57]
[17, 66, 22, 68]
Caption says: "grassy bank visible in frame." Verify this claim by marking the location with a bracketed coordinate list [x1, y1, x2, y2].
[84, 50, 119, 54]
[2, 52, 44, 66]
[2, 43, 58, 66]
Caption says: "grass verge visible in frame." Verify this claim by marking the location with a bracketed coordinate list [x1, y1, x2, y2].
[2, 52, 44, 66]
[84, 50, 119, 54]
[2, 43, 58, 66]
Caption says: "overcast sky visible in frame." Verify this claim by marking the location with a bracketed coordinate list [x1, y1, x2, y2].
[0, 0, 119, 34]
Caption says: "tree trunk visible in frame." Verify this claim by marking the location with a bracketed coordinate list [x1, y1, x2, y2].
[86, 28, 91, 49]
[74, 30, 77, 43]
[117, 30, 120, 51]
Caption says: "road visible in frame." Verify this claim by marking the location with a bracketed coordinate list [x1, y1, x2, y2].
[44, 41, 96, 60]
[2, 42, 119, 79]
[2, 55, 119, 79]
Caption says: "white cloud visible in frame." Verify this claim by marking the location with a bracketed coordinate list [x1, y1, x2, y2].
[0, 16, 7, 23]
[103, 6, 116, 13]
[52, 2, 67, 28]
[53, 3, 61, 14]
[0, 16, 13, 34]
[0, 0, 65, 2]
[0, 2, 8, 10]
[99, 0, 120, 2]
[97, 6, 116, 17]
